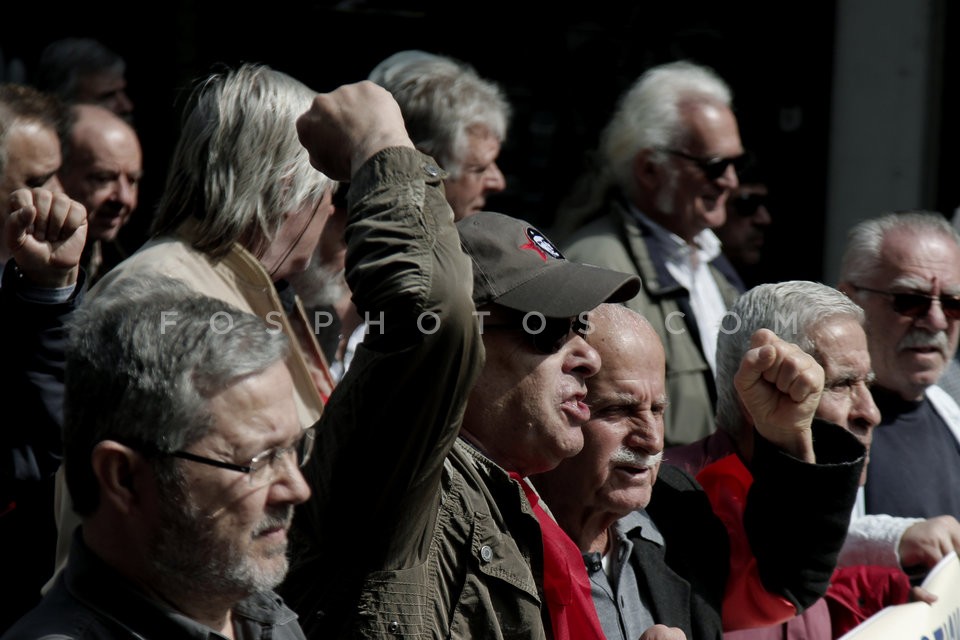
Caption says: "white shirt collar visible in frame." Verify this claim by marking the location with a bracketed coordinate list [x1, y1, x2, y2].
[630, 205, 722, 264]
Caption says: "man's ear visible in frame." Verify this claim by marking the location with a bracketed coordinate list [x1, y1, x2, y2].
[90, 441, 150, 515]
[633, 149, 663, 193]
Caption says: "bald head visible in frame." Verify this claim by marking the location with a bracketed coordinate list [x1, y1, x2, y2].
[588, 303, 662, 363]
[532, 303, 667, 547]
[60, 104, 142, 242]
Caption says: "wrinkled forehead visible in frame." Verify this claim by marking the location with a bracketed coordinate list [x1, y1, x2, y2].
[877, 229, 960, 281]
[813, 316, 871, 377]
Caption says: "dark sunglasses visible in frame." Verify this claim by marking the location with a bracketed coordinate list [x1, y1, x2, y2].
[730, 192, 768, 217]
[852, 284, 960, 320]
[483, 313, 589, 354]
[662, 148, 751, 181]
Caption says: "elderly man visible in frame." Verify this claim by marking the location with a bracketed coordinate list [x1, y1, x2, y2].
[4, 279, 312, 638]
[838, 211, 960, 521]
[59, 104, 143, 284]
[558, 60, 748, 446]
[0, 83, 65, 275]
[1, 187, 310, 636]
[281, 83, 640, 639]
[533, 296, 867, 640]
[369, 50, 510, 220]
[669, 280, 960, 638]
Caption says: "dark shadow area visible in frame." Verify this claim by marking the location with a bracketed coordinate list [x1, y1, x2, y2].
[3, 0, 838, 282]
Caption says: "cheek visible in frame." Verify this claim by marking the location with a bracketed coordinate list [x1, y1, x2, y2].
[867, 316, 907, 352]
[88, 188, 113, 208]
[947, 322, 960, 343]
[302, 216, 327, 255]
[219, 495, 269, 537]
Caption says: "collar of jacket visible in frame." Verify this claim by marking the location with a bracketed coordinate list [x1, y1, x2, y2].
[174, 218, 275, 291]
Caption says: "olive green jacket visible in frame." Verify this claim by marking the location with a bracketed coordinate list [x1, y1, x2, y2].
[284, 148, 549, 639]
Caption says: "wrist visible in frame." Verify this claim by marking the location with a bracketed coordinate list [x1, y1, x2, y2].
[20, 264, 79, 289]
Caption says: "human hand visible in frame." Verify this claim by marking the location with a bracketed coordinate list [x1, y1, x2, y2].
[4, 188, 87, 288]
[908, 585, 938, 605]
[639, 624, 686, 640]
[734, 328, 822, 463]
[296, 81, 414, 181]
[899, 515, 960, 570]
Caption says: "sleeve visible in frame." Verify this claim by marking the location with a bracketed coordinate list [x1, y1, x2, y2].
[0, 263, 84, 505]
[697, 420, 866, 630]
[839, 514, 923, 568]
[284, 148, 483, 616]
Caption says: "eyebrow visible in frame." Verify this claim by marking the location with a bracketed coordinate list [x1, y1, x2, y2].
[825, 370, 875, 387]
[590, 390, 670, 408]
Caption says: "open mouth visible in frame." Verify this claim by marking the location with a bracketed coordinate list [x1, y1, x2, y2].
[561, 398, 590, 423]
[614, 465, 652, 478]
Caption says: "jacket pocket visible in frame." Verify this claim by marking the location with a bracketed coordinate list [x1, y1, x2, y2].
[355, 563, 432, 639]
[448, 512, 545, 639]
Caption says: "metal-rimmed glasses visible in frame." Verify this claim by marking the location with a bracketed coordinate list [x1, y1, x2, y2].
[169, 426, 316, 486]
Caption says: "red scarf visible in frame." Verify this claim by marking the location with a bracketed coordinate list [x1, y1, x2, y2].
[512, 473, 606, 640]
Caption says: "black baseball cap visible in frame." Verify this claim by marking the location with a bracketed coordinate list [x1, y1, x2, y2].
[457, 212, 641, 318]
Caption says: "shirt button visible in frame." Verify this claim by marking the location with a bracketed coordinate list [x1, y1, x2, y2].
[480, 545, 494, 562]
[423, 163, 440, 177]
[388, 620, 400, 634]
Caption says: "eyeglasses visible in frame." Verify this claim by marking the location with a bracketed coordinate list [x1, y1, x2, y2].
[730, 192, 768, 217]
[661, 148, 750, 181]
[169, 426, 316, 486]
[851, 284, 960, 320]
[483, 313, 589, 354]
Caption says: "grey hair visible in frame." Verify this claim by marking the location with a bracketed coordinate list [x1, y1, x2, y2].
[369, 51, 510, 178]
[151, 63, 333, 257]
[714, 281, 865, 438]
[35, 37, 126, 102]
[839, 211, 960, 287]
[63, 275, 290, 516]
[600, 60, 732, 202]
[0, 83, 65, 178]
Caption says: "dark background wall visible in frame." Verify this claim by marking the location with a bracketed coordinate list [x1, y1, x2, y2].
[6, 1, 951, 286]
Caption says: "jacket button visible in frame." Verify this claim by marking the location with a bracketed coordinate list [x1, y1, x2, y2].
[480, 545, 493, 562]
[388, 620, 400, 634]
[423, 163, 440, 177]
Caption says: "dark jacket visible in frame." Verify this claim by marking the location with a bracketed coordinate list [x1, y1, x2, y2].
[2, 532, 305, 639]
[0, 264, 84, 631]
[636, 422, 865, 638]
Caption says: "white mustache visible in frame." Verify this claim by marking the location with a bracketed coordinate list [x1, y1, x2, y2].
[610, 446, 663, 468]
[898, 329, 949, 356]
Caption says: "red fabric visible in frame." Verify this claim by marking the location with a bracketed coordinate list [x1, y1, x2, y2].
[825, 565, 912, 637]
[511, 473, 606, 640]
[696, 454, 798, 630]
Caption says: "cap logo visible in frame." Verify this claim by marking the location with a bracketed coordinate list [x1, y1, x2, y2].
[520, 227, 563, 262]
